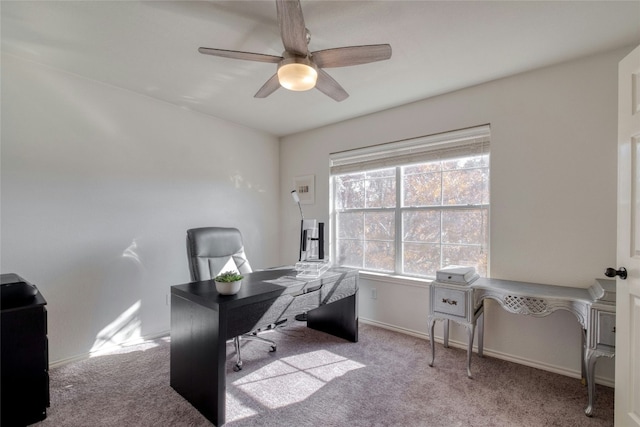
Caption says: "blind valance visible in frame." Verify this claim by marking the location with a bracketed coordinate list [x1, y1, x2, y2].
[330, 125, 490, 175]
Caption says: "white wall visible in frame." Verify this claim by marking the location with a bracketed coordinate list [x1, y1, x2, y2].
[279, 46, 634, 385]
[1, 54, 281, 364]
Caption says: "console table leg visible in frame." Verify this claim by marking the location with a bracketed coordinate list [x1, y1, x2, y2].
[477, 311, 484, 358]
[466, 323, 475, 379]
[443, 319, 450, 348]
[427, 317, 436, 367]
[581, 329, 587, 384]
[584, 348, 597, 417]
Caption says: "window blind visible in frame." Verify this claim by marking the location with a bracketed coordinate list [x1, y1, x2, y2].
[330, 125, 490, 175]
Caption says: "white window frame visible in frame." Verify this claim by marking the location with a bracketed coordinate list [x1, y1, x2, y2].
[329, 125, 490, 279]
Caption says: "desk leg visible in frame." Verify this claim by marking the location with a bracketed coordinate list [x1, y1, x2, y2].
[307, 292, 358, 342]
[170, 294, 226, 426]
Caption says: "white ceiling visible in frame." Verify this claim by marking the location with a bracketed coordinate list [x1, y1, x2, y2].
[2, 1, 639, 137]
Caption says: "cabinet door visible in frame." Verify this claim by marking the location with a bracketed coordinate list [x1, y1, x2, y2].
[1, 305, 48, 426]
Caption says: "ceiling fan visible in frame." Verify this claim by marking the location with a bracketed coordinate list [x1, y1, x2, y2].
[198, 0, 392, 102]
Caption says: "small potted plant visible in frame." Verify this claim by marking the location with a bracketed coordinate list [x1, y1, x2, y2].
[214, 271, 243, 295]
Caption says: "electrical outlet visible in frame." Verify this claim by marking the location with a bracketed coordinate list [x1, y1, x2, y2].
[371, 288, 377, 300]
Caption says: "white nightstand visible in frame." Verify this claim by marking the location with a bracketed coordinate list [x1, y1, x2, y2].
[427, 267, 484, 379]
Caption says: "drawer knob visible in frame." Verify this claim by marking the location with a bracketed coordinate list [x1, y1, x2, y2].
[442, 298, 458, 305]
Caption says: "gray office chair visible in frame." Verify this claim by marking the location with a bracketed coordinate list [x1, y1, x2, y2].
[186, 227, 276, 371]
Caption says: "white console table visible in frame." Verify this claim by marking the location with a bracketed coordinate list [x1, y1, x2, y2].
[428, 277, 615, 417]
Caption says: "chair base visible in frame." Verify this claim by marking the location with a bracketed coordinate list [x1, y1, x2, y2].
[233, 333, 276, 372]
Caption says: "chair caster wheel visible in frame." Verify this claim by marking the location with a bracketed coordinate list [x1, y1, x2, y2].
[270, 346, 277, 352]
[233, 364, 242, 372]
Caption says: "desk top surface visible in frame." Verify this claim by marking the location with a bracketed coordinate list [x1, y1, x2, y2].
[472, 277, 593, 302]
[171, 267, 357, 310]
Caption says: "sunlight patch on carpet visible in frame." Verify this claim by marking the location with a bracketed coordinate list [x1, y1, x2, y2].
[232, 350, 365, 409]
[226, 393, 259, 422]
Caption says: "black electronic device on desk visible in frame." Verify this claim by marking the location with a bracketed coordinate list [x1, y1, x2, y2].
[1, 273, 50, 426]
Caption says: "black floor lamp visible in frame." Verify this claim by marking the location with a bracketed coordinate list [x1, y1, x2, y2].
[291, 190, 309, 321]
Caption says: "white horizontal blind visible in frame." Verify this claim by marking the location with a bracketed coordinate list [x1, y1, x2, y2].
[330, 125, 490, 175]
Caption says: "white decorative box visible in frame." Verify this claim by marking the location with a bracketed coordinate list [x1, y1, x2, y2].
[435, 265, 479, 286]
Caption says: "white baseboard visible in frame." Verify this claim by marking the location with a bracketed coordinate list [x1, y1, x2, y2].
[359, 317, 614, 388]
[50, 320, 615, 389]
[49, 330, 170, 369]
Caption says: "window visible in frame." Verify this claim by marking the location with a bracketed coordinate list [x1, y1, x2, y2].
[330, 126, 490, 279]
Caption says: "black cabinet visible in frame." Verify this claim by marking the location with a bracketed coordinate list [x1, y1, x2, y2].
[1, 274, 49, 426]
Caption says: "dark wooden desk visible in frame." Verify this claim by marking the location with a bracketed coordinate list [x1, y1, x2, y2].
[170, 267, 358, 426]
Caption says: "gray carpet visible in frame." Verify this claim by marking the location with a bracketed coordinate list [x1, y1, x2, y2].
[36, 322, 614, 426]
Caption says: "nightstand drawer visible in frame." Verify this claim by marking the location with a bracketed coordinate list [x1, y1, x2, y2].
[597, 312, 615, 348]
[433, 287, 467, 318]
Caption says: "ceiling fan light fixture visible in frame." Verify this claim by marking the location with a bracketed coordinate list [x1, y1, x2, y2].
[277, 56, 318, 91]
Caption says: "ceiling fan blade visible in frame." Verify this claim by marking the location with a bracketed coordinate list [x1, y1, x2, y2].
[254, 74, 281, 98]
[276, 0, 308, 56]
[315, 69, 349, 102]
[198, 47, 282, 64]
[312, 44, 392, 68]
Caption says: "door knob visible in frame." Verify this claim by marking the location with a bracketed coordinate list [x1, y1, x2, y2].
[605, 267, 627, 280]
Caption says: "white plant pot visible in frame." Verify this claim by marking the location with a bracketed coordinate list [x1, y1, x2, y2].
[214, 279, 242, 295]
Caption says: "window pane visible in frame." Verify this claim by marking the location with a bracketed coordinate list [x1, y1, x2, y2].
[442, 245, 487, 277]
[337, 212, 363, 239]
[403, 171, 441, 207]
[442, 168, 486, 205]
[363, 211, 394, 272]
[337, 239, 363, 268]
[335, 173, 365, 209]
[364, 212, 395, 241]
[442, 209, 487, 244]
[403, 242, 440, 276]
[404, 163, 441, 174]
[442, 154, 489, 170]
[365, 175, 396, 208]
[364, 241, 394, 272]
[403, 210, 440, 243]
[366, 168, 395, 178]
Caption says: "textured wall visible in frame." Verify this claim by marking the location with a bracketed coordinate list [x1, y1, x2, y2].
[1, 54, 281, 364]
[278, 47, 635, 385]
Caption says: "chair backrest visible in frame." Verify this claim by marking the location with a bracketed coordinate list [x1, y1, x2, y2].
[186, 227, 253, 281]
